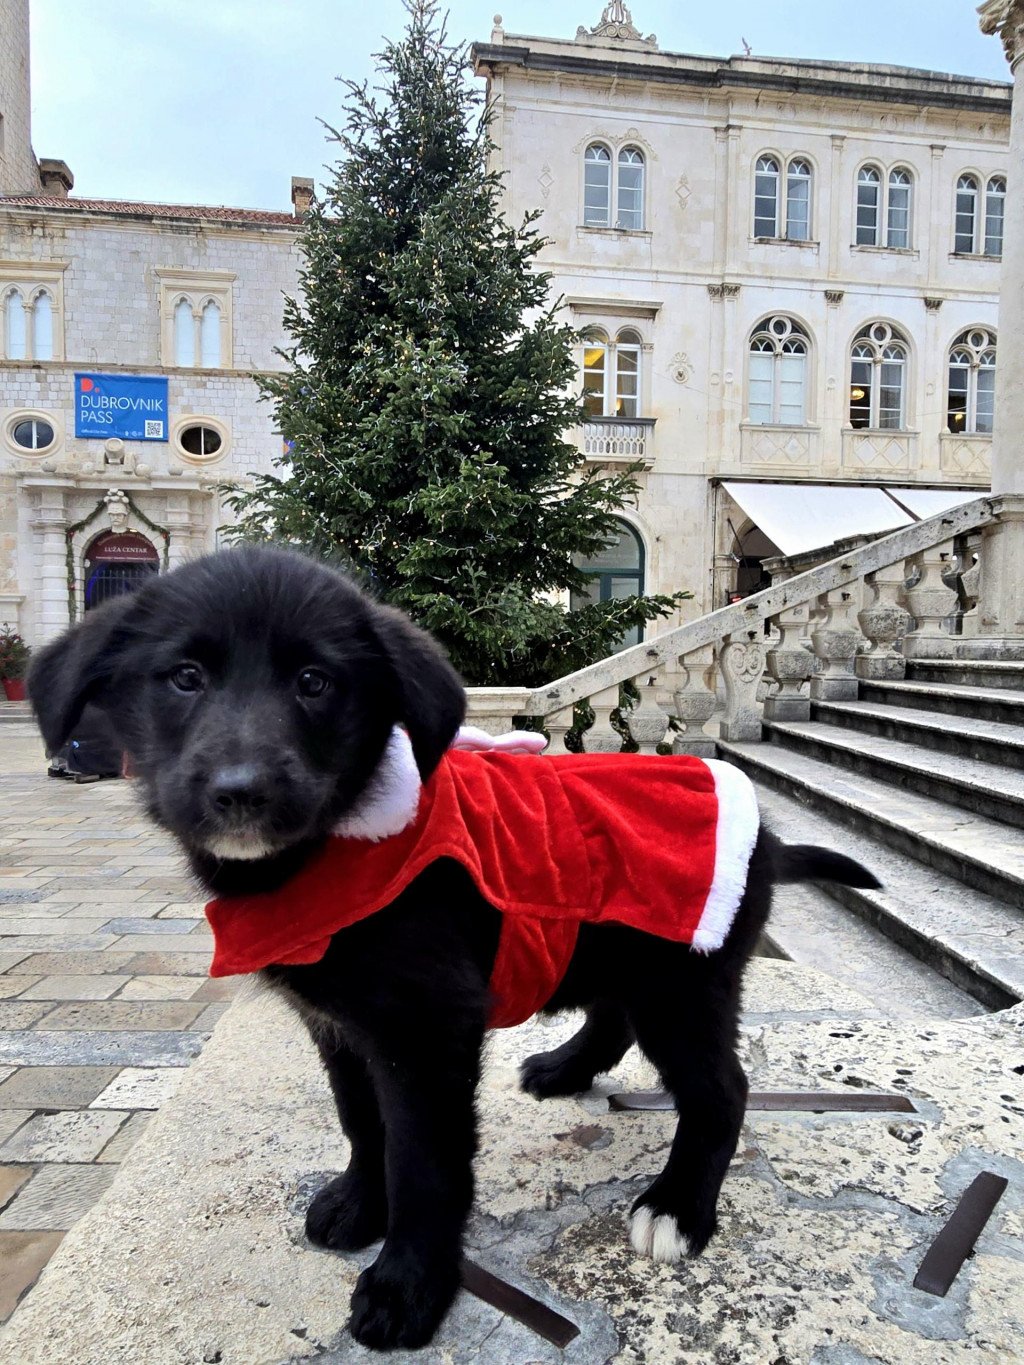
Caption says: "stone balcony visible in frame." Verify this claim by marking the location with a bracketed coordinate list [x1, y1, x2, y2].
[578, 416, 656, 468]
[842, 429, 918, 474]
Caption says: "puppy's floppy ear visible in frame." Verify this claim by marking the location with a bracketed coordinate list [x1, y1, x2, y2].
[370, 604, 466, 780]
[28, 594, 137, 756]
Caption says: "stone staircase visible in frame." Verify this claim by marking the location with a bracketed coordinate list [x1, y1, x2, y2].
[0, 700, 31, 724]
[719, 659, 1024, 1015]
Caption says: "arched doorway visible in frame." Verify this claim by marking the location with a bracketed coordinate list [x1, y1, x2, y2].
[732, 524, 780, 600]
[570, 520, 646, 650]
[83, 531, 159, 612]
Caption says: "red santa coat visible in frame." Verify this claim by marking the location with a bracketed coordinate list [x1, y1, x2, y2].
[205, 732, 760, 1028]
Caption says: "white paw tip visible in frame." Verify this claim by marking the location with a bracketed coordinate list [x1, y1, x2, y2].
[629, 1206, 691, 1262]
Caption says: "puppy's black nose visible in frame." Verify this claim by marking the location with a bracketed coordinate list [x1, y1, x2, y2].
[210, 765, 270, 812]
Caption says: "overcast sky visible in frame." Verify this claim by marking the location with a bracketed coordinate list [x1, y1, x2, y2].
[28, 1, 1011, 212]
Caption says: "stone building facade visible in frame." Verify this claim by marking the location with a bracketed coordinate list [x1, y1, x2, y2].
[474, 5, 1012, 617]
[0, 0, 302, 643]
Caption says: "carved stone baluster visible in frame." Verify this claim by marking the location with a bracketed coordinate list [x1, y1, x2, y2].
[901, 542, 958, 659]
[764, 597, 814, 722]
[583, 685, 623, 753]
[625, 671, 671, 754]
[544, 705, 574, 755]
[953, 532, 982, 639]
[670, 645, 718, 758]
[809, 589, 862, 700]
[856, 564, 910, 680]
[719, 632, 767, 742]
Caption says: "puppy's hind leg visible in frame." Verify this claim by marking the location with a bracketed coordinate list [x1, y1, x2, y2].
[626, 994, 747, 1263]
[520, 999, 634, 1099]
[306, 1033, 388, 1252]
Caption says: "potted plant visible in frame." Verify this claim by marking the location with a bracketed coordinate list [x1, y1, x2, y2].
[0, 623, 31, 702]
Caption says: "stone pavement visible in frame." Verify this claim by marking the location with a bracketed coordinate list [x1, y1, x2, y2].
[0, 711, 236, 1322]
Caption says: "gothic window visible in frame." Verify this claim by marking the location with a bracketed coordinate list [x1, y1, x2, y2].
[985, 176, 1006, 257]
[583, 328, 643, 418]
[200, 299, 222, 368]
[748, 316, 809, 425]
[856, 166, 882, 245]
[785, 158, 812, 240]
[850, 322, 908, 430]
[3, 288, 26, 360]
[947, 328, 996, 434]
[856, 165, 913, 249]
[754, 155, 780, 237]
[584, 144, 613, 227]
[30, 290, 53, 361]
[887, 167, 913, 249]
[157, 269, 234, 368]
[955, 174, 979, 254]
[583, 143, 645, 230]
[0, 269, 64, 359]
[616, 147, 645, 230]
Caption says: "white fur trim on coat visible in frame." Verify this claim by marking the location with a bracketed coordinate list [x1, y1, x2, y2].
[332, 727, 422, 841]
[691, 759, 760, 953]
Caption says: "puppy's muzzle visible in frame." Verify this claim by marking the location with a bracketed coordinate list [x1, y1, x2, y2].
[210, 764, 271, 814]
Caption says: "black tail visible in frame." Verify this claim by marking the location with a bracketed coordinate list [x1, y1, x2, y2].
[765, 831, 882, 890]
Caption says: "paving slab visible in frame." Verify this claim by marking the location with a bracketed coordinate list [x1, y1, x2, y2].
[116, 975, 206, 1001]
[0, 1113, 30, 1144]
[88, 1067, 186, 1110]
[4, 951, 137, 975]
[0, 1231, 65, 1322]
[2, 968, 1020, 1365]
[0, 1111, 128, 1163]
[96, 1113, 152, 1163]
[0, 1002, 56, 1029]
[35, 1001, 205, 1032]
[0, 1163, 117, 1230]
[0, 977, 39, 999]
[0, 1067, 120, 1109]
[16, 974, 130, 1001]
[0, 1030, 207, 1067]
[0, 1166, 30, 1211]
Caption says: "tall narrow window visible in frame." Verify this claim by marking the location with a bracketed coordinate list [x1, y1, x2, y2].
[850, 322, 908, 430]
[200, 299, 221, 367]
[856, 166, 881, 245]
[955, 174, 979, 253]
[584, 144, 612, 228]
[754, 155, 780, 238]
[985, 176, 1006, 257]
[582, 328, 644, 418]
[31, 291, 53, 362]
[947, 328, 996, 434]
[887, 168, 912, 249]
[748, 316, 808, 425]
[570, 521, 646, 650]
[4, 289, 26, 360]
[174, 298, 194, 367]
[786, 159, 812, 241]
[616, 147, 645, 230]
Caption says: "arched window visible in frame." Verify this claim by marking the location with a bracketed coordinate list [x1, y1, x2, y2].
[31, 291, 53, 362]
[887, 167, 913, 249]
[985, 176, 1006, 257]
[947, 328, 996, 435]
[856, 166, 882, 246]
[4, 288, 26, 361]
[570, 520, 646, 650]
[786, 159, 812, 241]
[584, 144, 612, 228]
[200, 299, 221, 367]
[582, 328, 643, 418]
[617, 147, 645, 230]
[174, 297, 194, 367]
[748, 317, 809, 426]
[754, 155, 780, 237]
[850, 322, 908, 430]
[955, 174, 979, 254]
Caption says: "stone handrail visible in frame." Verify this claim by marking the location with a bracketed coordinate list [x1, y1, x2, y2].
[465, 493, 1019, 749]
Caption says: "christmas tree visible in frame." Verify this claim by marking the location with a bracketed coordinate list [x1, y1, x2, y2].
[226, 0, 688, 686]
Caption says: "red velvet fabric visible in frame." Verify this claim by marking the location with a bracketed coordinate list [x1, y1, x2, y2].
[205, 751, 723, 1028]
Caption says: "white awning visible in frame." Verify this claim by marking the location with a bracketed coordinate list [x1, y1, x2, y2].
[884, 488, 987, 520]
[721, 482, 913, 558]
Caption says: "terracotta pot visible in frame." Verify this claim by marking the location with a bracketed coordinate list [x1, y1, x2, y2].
[2, 677, 27, 702]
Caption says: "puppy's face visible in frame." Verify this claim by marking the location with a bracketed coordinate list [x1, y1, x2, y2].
[29, 548, 465, 886]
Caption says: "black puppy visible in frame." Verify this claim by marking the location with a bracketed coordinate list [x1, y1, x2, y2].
[29, 546, 879, 1351]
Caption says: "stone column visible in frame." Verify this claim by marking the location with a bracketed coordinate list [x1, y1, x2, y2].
[31, 483, 70, 641]
[967, 4, 1024, 656]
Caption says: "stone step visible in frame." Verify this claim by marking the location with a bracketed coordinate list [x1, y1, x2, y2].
[0, 702, 32, 724]
[809, 698, 1024, 770]
[750, 780, 1024, 1011]
[859, 677, 1024, 726]
[761, 881, 985, 1019]
[764, 718, 1024, 828]
[717, 737, 1024, 909]
[907, 658, 1024, 690]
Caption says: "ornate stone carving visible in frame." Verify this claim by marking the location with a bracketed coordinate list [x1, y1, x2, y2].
[537, 164, 553, 200]
[924, 296, 944, 312]
[674, 174, 691, 210]
[104, 489, 131, 535]
[669, 647, 718, 757]
[857, 565, 910, 680]
[719, 633, 766, 741]
[979, 0, 1024, 65]
[671, 352, 692, 385]
[581, 684, 624, 753]
[824, 289, 844, 307]
[577, 3, 658, 47]
[624, 673, 671, 752]
[810, 590, 862, 700]
[707, 283, 741, 300]
[901, 544, 958, 659]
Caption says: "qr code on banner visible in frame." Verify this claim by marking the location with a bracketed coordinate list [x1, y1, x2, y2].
[144, 420, 164, 438]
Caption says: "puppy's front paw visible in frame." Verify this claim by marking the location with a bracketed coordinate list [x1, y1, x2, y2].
[349, 1245, 459, 1350]
[306, 1169, 386, 1252]
[520, 1050, 595, 1099]
[629, 1189, 717, 1263]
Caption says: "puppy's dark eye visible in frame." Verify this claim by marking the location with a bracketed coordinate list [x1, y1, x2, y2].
[169, 663, 205, 694]
[298, 668, 331, 699]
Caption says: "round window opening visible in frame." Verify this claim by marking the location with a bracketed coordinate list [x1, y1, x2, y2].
[13, 418, 54, 451]
[179, 424, 222, 457]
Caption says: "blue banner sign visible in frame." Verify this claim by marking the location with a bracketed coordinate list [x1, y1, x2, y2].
[75, 373, 169, 441]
